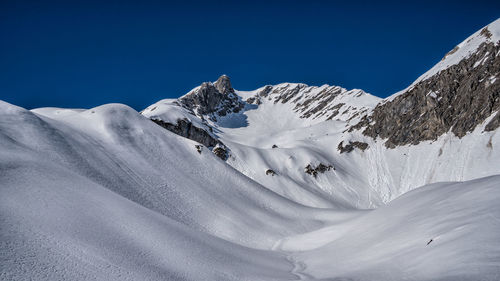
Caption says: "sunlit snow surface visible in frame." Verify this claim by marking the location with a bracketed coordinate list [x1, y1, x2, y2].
[145, 82, 500, 209]
[1, 98, 500, 281]
[2, 18, 500, 281]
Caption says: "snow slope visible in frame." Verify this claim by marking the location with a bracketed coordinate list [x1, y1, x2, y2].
[144, 76, 500, 208]
[3, 17, 500, 281]
[0, 100, 343, 280]
[144, 83, 386, 208]
[142, 19, 500, 208]
[2, 99, 500, 281]
[280, 176, 500, 281]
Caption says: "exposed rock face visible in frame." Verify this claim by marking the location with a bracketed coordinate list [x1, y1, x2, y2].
[214, 74, 233, 95]
[213, 145, 229, 161]
[245, 83, 379, 123]
[355, 40, 500, 148]
[337, 141, 369, 153]
[305, 163, 334, 178]
[486, 112, 500, 131]
[293, 87, 343, 119]
[179, 75, 244, 120]
[151, 118, 231, 160]
[151, 118, 220, 148]
[246, 86, 273, 105]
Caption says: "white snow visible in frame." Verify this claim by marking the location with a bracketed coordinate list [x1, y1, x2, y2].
[281, 176, 500, 281]
[2, 18, 500, 281]
[0, 100, 340, 280]
[3, 98, 500, 280]
[4, 75, 500, 281]
[141, 66, 500, 209]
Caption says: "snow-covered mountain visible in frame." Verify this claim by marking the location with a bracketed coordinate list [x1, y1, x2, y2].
[2, 18, 500, 281]
[143, 19, 500, 208]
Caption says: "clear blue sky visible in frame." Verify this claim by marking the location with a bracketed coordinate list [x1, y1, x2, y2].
[1, 0, 499, 110]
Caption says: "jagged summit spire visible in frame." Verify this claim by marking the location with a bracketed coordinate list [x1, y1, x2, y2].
[214, 74, 233, 95]
[176, 74, 243, 117]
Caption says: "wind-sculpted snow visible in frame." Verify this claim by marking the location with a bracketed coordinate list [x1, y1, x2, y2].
[14, 102, 336, 249]
[0, 154, 294, 281]
[2, 99, 499, 280]
[0, 100, 341, 280]
[279, 176, 500, 281]
[3, 17, 500, 281]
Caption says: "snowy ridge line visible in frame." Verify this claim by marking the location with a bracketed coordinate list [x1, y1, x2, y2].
[385, 18, 500, 102]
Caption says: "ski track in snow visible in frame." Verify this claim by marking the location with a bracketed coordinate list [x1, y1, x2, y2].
[272, 239, 314, 280]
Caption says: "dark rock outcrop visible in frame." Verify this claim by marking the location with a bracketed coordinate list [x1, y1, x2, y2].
[337, 141, 369, 153]
[195, 144, 203, 154]
[213, 146, 229, 161]
[244, 83, 375, 123]
[265, 169, 276, 176]
[151, 118, 231, 161]
[214, 74, 233, 95]
[295, 87, 343, 119]
[305, 163, 334, 178]
[325, 103, 345, 120]
[246, 85, 273, 105]
[179, 75, 244, 120]
[353, 39, 500, 148]
[485, 111, 500, 132]
[151, 118, 220, 148]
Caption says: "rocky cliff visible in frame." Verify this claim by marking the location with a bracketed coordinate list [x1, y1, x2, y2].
[178, 74, 244, 121]
[352, 22, 500, 148]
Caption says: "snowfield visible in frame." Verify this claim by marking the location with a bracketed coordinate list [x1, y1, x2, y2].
[1, 98, 500, 280]
[2, 17, 500, 281]
[282, 176, 500, 281]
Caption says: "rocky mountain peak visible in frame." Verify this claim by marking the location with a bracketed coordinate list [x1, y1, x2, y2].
[178, 75, 243, 120]
[349, 19, 500, 148]
[214, 74, 234, 95]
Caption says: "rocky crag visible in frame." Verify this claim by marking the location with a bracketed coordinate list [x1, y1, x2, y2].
[352, 24, 500, 148]
[179, 74, 244, 121]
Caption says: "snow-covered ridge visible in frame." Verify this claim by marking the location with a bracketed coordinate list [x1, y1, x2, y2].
[242, 82, 380, 124]
[423, 18, 500, 80]
[140, 20, 500, 212]
[142, 18, 500, 207]
[143, 79, 380, 134]
[2, 97, 500, 280]
[142, 70, 500, 210]
[352, 17, 500, 152]
[142, 98, 210, 131]
[387, 17, 500, 102]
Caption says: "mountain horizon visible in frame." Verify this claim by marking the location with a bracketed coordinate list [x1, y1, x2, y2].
[1, 11, 500, 281]
[2, 1, 500, 110]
